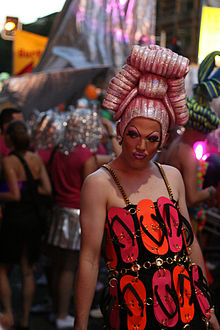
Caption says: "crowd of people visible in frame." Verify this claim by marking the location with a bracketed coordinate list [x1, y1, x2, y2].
[0, 45, 219, 330]
[0, 102, 121, 329]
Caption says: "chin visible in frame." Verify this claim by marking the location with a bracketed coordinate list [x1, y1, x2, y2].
[131, 158, 151, 170]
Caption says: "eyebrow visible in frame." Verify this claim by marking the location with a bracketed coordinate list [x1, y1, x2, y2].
[129, 125, 160, 138]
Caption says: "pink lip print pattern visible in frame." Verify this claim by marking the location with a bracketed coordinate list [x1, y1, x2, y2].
[136, 199, 168, 255]
[157, 197, 183, 253]
[107, 207, 139, 263]
[153, 268, 178, 327]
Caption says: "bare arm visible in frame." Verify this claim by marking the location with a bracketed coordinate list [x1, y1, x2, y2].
[95, 154, 113, 167]
[180, 147, 216, 206]
[37, 156, 52, 195]
[95, 118, 122, 167]
[101, 117, 121, 157]
[177, 172, 207, 276]
[0, 157, 20, 201]
[74, 172, 107, 330]
[83, 155, 97, 179]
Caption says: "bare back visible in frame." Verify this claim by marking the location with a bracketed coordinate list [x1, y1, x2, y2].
[7, 151, 43, 181]
[2, 151, 51, 200]
[159, 136, 183, 171]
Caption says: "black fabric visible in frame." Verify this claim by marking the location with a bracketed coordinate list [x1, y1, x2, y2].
[203, 154, 220, 188]
[0, 153, 45, 265]
[10, 151, 53, 236]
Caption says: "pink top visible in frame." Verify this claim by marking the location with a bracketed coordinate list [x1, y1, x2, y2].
[50, 145, 94, 209]
[97, 143, 108, 155]
[37, 148, 53, 166]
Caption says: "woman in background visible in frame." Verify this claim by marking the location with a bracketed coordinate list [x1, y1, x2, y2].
[0, 120, 51, 329]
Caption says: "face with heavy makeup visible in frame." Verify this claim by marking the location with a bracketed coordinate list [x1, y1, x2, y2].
[119, 117, 162, 169]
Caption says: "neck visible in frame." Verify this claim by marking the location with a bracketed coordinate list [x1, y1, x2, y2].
[112, 154, 153, 174]
[13, 149, 26, 156]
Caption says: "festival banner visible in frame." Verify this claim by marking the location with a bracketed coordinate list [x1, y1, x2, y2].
[198, 6, 220, 64]
[13, 30, 48, 75]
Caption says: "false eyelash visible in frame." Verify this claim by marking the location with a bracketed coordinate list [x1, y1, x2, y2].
[148, 136, 160, 142]
[126, 131, 139, 138]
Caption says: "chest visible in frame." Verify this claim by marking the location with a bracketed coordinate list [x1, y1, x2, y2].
[107, 174, 176, 210]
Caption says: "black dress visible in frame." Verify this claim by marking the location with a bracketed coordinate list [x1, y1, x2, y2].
[0, 155, 42, 265]
[101, 163, 212, 330]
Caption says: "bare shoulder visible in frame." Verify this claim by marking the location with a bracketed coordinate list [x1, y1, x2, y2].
[178, 141, 194, 159]
[159, 163, 182, 178]
[2, 155, 12, 168]
[2, 154, 20, 167]
[158, 163, 184, 190]
[81, 167, 112, 211]
[82, 167, 111, 193]
[27, 151, 42, 162]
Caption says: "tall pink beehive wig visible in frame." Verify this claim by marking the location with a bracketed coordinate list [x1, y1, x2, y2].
[103, 45, 189, 146]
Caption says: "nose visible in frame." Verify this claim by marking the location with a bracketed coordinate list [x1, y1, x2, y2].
[136, 137, 146, 151]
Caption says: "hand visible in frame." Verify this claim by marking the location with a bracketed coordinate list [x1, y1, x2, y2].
[205, 186, 217, 207]
[207, 186, 217, 199]
[210, 312, 220, 330]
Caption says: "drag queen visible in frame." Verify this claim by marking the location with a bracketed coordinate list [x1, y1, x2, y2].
[74, 45, 219, 329]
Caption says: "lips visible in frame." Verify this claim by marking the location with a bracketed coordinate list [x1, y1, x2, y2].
[133, 152, 146, 159]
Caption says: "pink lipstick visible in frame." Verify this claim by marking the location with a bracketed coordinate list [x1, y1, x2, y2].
[133, 152, 146, 159]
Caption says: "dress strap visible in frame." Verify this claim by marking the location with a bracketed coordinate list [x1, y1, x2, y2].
[154, 162, 174, 200]
[102, 164, 131, 206]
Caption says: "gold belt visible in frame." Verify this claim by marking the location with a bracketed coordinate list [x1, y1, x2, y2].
[108, 253, 190, 280]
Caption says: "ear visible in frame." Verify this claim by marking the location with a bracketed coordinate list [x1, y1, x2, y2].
[116, 122, 123, 145]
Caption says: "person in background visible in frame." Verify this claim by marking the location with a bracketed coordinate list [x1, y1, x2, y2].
[74, 45, 219, 330]
[96, 117, 121, 166]
[0, 108, 25, 231]
[168, 37, 183, 56]
[0, 108, 24, 159]
[46, 108, 99, 330]
[89, 116, 121, 319]
[0, 120, 52, 329]
[158, 51, 220, 234]
[159, 124, 218, 233]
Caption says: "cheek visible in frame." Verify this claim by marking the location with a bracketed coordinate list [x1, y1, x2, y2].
[122, 138, 136, 151]
[147, 142, 160, 153]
